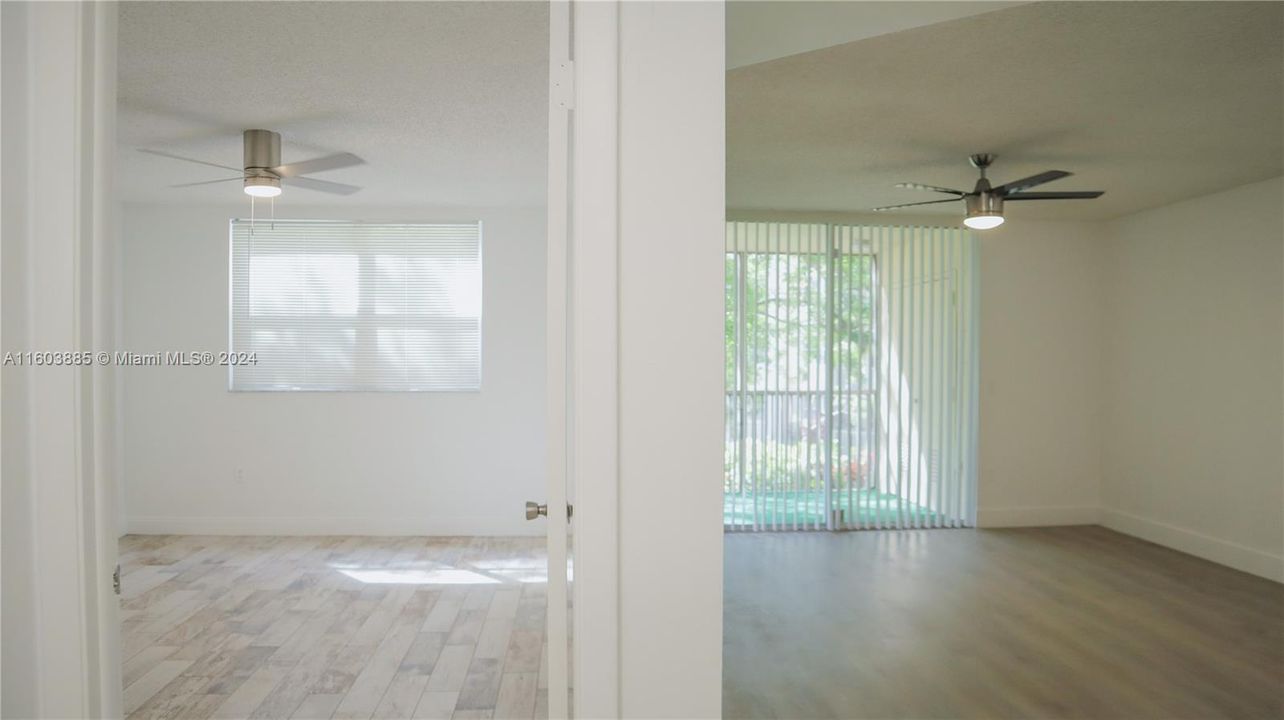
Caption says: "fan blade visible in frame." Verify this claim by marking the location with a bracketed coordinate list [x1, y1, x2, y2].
[1004, 191, 1104, 200]
[281, 175, 361, 195]
[894, 182, 965, 196]
[872, 198, 961, 212]
[169, 177, 244, 188]
[994, 170, 1071, 195]
[271, 153, 364, 178]
[139, 148, 243, 173]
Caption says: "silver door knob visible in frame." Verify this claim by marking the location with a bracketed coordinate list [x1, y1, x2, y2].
[525, 501, 548, 520]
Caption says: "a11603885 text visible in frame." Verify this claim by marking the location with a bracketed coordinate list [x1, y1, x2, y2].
[2, 351, 257, 367]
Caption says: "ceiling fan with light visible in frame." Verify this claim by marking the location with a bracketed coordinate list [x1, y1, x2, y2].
[140, 129, 364, 198]
[873, 154, 1104, 229]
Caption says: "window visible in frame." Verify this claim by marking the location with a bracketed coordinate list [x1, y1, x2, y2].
[229, 220, 482, 392]
[724, 222, 979, 531]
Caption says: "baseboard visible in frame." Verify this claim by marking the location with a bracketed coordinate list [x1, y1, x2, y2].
[125, 515, 544, 537]
[975, 505, 1102, 528]
[1101, 508, 1284, 583]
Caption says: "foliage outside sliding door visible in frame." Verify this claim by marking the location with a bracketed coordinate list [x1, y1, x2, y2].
[725, 222, 979, 531]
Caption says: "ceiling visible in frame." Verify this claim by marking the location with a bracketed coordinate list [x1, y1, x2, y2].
[728, 1, 1284, 220]
[727, 1, 1021, 69]
[117, 1, 548, 207]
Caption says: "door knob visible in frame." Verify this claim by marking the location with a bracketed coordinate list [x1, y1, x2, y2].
[526, 501, 548, 520]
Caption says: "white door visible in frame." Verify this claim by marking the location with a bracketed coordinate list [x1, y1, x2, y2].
[543, 1, 573, 717]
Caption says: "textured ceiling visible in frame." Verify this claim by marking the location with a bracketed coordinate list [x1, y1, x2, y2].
[727, 1, 1021, 69]
[117, 1, 547, 207]
[728, 1, 1284, 220]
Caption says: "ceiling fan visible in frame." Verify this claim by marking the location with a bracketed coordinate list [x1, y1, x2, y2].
[873, 154, 1104, 229]
[140, 129, 364, 197]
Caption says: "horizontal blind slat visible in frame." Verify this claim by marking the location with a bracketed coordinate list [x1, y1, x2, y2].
[229, 219, 482, 392]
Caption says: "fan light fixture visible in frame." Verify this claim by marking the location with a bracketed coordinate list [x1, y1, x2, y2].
[243, 176, 282, 198]
[873, 154, 1104, 229]
[963, 214, 1004, 230]
[964, 191, 1004, 230]
[139, 129, 365, 200]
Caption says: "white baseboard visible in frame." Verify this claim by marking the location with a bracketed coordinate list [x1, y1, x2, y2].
[976, 505, 1102, 528]
[1101, 508, 1283, 583]
[126, 515, 544, 538]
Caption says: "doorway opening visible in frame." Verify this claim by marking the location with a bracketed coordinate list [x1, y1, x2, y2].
[112, 2, 570, 719]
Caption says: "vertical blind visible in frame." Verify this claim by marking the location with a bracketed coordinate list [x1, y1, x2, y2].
[724, 222, 979, 531]
[229, 219, 482, 392]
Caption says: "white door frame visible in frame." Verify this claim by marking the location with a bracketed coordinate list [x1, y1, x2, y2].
[559, 2, 727, 716]
[8, 2, 634, 716]
[2, 1, 122, 717]
[544, 0, 573, 716]
[545, 3, 627, 716]
[568, 2, 621, 718]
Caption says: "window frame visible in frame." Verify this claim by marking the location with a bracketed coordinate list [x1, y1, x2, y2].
[227, 218, 484, 393]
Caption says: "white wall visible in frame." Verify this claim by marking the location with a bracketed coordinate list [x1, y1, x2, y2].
[1102, 176, 1284, 581]
[120, 202, 546, 536]
[618, 2, 725, 716]
[2, 5, 39, 715]
[977, 220, 1107, 526]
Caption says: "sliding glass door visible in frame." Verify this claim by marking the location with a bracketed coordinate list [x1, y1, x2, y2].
[724, 222, 978, 531]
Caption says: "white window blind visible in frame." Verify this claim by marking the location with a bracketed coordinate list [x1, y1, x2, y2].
[724, 222, 979, 531]
[229, 219, 482, 392]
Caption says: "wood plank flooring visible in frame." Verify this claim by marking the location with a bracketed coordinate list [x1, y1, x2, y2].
[724, 526, 1284, 719]
[119, 536, 549, 720]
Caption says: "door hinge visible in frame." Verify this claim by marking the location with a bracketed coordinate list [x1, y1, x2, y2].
[112, 564, 121, 596]
[553, 60, 575, 110]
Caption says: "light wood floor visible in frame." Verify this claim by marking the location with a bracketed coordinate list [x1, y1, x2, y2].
[724, 526, 1284, 719]
[119, 535, 549, 720]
